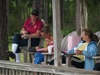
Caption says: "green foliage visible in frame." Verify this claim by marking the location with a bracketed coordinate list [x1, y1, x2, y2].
[8, 0, 100, 36]
[61, 0, 76, 37]
[61, 25, 75, 37]
[48, 0, 52, 24]
[64, 0, 75, 25]
[87, 0, 100, 32]
[8, 0, 32, 36]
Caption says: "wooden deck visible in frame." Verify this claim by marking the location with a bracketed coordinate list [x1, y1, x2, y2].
[0, 60, 100, 75]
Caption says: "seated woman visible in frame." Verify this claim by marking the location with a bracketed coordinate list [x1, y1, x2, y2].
[33, 26, 54, 64]
[66, 28, 99, 70]
[11, 9, 43, 62]
[49, 28, 98, 70]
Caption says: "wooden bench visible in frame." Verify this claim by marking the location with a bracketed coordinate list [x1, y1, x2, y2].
[41, 53, 54, 64]
[92, 31, 100, 63]
[61, 31, 77, 67]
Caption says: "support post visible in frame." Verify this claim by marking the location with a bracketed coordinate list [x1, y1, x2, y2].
[52, 0, 61, 66]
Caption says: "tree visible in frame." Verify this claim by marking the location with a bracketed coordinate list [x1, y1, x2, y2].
[0, 0, 9, 60]
[60, 0, 64, 28]
[32, 0, 43, 18]
[44, 0, 49, 24]
[75, 0, 82, 35]
[75, 0, 88, 35]
[87, 0, 100, 32]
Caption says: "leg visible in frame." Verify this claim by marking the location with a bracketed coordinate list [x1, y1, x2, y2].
[71, 56, 84, 68]
[34, 52, 44, 64]
[31, 38, 40, 47]
[12, 34, 23, 62]
[20, 38, 40, 62]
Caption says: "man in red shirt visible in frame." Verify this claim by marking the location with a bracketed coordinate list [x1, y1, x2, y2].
[11, 9, 43, 62]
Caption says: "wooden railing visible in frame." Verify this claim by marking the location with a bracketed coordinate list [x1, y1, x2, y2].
[0, 60, 100, 75]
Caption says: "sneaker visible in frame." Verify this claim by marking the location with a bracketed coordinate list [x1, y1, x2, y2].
[6, 50, 15, 59]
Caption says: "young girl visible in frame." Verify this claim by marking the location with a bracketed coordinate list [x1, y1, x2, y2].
[34, 26, 54, 64]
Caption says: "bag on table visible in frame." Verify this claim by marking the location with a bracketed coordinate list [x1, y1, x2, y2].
[67, 36, 81, 50]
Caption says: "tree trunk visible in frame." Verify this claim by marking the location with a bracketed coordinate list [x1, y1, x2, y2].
[0, 0, 9, 60]
[17, 0, 23, 29]
[60, 0, 64, 29]
[76, 0, 82, 35]
[75, 0, 88, 35]
[44, 0, 49, 25]
[66, 0, 70, 25]
[32, 0, 43, 18]
[81, 0, 88, 29]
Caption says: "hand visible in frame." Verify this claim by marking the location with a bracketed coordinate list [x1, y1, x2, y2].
[62, 50, 67, 53]
[75, 50, 82, 55]
[21, 30, 28, 35]
[36, 46, 40, 50]
[21, 34, 29, 39]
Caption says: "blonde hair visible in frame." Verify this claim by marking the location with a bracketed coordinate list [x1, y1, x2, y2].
[41, 26, 50, 34]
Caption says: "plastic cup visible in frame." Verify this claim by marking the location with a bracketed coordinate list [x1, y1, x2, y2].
[48, 45, 54, 53]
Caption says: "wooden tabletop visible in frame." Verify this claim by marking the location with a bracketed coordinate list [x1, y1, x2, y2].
[42, 53, 54, 55]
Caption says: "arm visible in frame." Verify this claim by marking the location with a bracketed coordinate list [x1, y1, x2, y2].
[20, 18, 29, 35]
[67, 49, 75, 54]
[35, 38, 48, 52]
[36, 47, 48, 52]
[67, 42, 83, 54]
[82, 44, 98, 58]
[40, 47, 48, 52]
[21, 30, 41, 38]
[66, 46, 78, 54]
[40, 38, 50, 52]
[20, 28, 28, 35]
[24, 21, 43, 38]
[28, 30, 41, 38]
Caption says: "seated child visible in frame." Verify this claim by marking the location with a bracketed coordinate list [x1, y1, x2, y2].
[34, 26, 54, 64]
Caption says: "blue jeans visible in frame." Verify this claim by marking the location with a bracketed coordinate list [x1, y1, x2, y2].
[13, 34, 40, 53]
[34, 52, 44, 64]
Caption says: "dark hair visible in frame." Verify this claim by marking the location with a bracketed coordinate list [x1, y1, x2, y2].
[31, 9, 39, 16]
[83, 28, 99, 42]
[41, 26, 50, 34]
